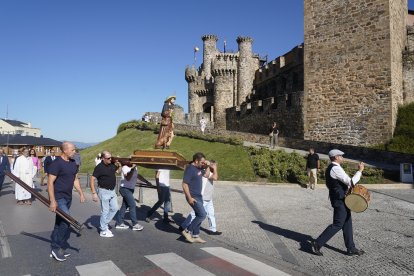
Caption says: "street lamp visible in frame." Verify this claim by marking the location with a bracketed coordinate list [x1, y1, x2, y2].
[194, 46, 199, 65]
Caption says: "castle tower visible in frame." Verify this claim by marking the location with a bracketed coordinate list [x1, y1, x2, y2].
[303, 0, 407, 146]
[212, 54, 238, 128]
[185, 65, 198, 114]
[202, 35, 218, 80]
[237, 36, 256, 105]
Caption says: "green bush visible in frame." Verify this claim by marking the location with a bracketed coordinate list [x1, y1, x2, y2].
[373, 103, 414, 154]
[247, 147, 385, 184]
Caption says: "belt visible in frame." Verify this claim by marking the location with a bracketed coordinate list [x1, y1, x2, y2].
[98, 187, 114, 191]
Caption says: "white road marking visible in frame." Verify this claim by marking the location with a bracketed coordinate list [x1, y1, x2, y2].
[202, 247, 290, 276]
[0, 220, 12, 258]
[145, 252, 215, 276]
[76, 260, 126, 276]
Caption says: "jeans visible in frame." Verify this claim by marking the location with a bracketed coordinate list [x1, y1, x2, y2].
[187, 197, 206, 236]
[116, 187, 137, 225]
[51, 197, 72, 251]
[147, 186, 171, 217]
[98, 188, 118, 231]
[181, 200, 217, 232]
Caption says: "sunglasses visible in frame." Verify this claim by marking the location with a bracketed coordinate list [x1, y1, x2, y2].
[104, 157, 112, 160]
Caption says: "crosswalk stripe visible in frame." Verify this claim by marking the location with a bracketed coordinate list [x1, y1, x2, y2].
[145, 252, 215, 276]
[202, 247, 291, 276]
[76, 260, 126, 276]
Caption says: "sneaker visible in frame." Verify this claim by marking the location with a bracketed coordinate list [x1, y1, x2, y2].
[192, 237, 206, 243]
[51, 249, 67, 262]
[50, 251, 71, 258]
[132, 223, 144, 231]
[181, 230, 194, 243]
[115, 223, 129, 230]
[145, 217, 151, 223]
[100, 229, 114, 238]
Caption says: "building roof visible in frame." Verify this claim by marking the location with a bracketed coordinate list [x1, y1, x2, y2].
[0, 135, 61, 146]
[0, 119, 28, 127]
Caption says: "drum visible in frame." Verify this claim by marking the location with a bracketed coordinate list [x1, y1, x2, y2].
[345, 185, 371, 213]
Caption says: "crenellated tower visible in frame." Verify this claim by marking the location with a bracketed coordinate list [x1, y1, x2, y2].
[185, 35, 259, 128]
[202, 35, 218, 81]
[237, 36, 259, 105]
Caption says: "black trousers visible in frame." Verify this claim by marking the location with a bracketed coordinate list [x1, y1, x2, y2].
[315, 199, 356, 251]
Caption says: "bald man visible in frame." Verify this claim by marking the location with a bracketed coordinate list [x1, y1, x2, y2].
[48, 142, 85, 262]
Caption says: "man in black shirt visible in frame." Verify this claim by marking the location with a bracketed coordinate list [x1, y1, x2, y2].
[305, 148, 320, 190]
[90, 151, 121, 238]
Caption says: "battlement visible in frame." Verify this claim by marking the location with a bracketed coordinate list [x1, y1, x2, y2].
[254, 44, 304, 84]
[202, 34, 218, 41]
[236, 36, 253, 43]
[212, 53, 238, 76]
[185, 65, 199, 82]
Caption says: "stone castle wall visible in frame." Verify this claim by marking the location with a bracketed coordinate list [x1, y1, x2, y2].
[403, 26, 414, 103]
[304, 0, 408, 146]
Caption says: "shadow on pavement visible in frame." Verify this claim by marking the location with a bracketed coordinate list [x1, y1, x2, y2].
[21, 231, 80, 252]
[252, 220, 347, 255]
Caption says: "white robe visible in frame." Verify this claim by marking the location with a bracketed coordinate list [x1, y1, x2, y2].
[13, 156, 35, 200]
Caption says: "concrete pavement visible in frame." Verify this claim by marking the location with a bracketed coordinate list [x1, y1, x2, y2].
[0, 176, 413, 275]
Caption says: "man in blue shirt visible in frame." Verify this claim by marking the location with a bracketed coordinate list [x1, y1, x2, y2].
[48, 142, 85, 262]
[181, 152, 210, 243]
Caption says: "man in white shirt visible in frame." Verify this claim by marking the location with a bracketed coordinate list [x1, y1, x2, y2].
[311, 149, 365, 256]
[145, 169, 173, 223]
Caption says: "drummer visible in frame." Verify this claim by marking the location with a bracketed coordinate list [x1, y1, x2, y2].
[311, 149, 365, 256]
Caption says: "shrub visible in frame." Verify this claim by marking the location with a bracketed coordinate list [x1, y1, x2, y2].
[247, 147, 385, 184]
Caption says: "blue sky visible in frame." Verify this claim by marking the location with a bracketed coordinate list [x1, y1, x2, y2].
[0, 1, 413, 143]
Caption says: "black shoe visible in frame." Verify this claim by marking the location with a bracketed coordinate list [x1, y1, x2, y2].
[163, 217, 174, 224]
[311, 241, 323, 256]
[347, 248, 365, 256]
[207, 230, 222, 235]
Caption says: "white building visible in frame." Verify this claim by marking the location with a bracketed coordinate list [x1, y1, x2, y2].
[0, 119, 42, 137]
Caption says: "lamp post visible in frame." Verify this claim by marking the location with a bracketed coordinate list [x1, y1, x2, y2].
[194, 46, 199, 66]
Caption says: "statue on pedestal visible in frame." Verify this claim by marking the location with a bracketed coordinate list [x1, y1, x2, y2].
[155, 96, 176, 149]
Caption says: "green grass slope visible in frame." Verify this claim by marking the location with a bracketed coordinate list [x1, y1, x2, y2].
[80, 129, 256, 181]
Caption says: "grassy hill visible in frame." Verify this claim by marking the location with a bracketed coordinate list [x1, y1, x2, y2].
[79, 129, 256, 181]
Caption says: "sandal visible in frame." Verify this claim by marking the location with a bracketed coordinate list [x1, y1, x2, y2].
[17, 201, 24, 205]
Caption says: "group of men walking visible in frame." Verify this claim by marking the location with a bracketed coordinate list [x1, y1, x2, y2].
[2, 140, 366, 262]
[44, 143, 220, 261]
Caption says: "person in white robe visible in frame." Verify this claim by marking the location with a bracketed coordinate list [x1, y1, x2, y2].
[13, 148, 35, 205]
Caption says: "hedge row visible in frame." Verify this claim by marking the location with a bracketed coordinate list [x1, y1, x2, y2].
[247, 147, 385, 184]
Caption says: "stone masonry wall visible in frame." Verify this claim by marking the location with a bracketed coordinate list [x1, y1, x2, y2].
[304, 0, 407, 146]
[403, 26, 414, 104]
[390, 0, 408, 126]
[226, 92, 304, 138]
[174, 123, 414, 170]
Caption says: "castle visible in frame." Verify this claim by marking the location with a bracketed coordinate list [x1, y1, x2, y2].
[185, 0, 414, 146]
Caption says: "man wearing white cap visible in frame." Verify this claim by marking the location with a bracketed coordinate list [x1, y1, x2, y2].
[311, 149, 365, 256]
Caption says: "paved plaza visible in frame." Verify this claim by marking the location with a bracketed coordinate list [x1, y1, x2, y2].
[0, 176, 413, 275]
[163, 180, 414, 276]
